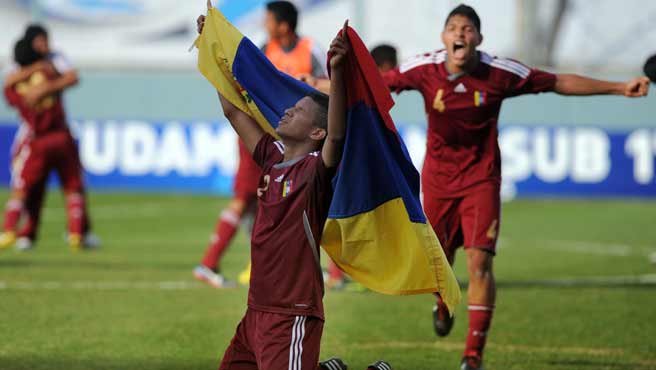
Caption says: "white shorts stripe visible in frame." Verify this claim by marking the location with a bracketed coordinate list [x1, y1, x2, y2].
[288, 316, 306, 370]
[288, 316, 299, 370]
[296, 316, 306, 370]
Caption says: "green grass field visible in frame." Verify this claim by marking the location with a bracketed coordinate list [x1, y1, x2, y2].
[0, 190, 655, 370]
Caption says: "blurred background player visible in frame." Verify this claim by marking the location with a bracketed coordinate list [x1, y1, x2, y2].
[381, 4, 650, 370]
[645, 53, 656, 83]
[193, 138, 258, 288]
[371, 44, 398, 73]
[262, 1, 327, 79]
[193, 0, 328, 288]
[1, 36, 96, 252]
[1, 24, 98, 251]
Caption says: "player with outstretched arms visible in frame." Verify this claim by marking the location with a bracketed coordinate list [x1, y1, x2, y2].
[381, 4, 650, 370]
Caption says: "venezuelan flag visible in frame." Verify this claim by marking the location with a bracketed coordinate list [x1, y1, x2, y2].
[196, 7, 460, 313]
[474, 90, 486, 106]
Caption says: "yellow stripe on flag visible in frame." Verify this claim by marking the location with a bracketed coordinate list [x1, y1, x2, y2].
[195, 8, 279, 138]
[322, 198, 461, 314]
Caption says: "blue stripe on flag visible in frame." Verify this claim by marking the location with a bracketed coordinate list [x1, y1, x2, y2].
[328, 102, 425, 223]
[232, 38, 316, 128]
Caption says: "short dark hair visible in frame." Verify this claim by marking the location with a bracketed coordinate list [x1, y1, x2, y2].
[24, 23, 48, 44]
[14, 38, 43, 67]
[266, 1, 298, 33]
[307, 92, 328, 130]
[445, 4, 481, 33]
[645, 54, 656, 83]
[370, 44, 398, 69]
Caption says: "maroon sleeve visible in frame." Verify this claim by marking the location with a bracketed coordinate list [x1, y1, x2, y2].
[307, 155, 336, 234]
[313, 156, 336, 192]
[506, 66, 557, 97]
[252, 134, 285, 168]
[3, 86, 21, 108]
[382, 66, 423, 94]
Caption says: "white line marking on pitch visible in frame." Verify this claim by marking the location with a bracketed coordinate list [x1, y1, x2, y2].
[499, 237, 654, 257]
[1, 275, 656, 291]
[0, 281, 207, 290]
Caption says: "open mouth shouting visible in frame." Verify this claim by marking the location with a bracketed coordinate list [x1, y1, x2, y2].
[452, 40, 468, 60]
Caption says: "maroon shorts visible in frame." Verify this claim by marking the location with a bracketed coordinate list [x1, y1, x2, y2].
[232, 139, 260, 201]
[12, 131, 84, 194]
[423, 185, 500, 260]
[219, 309, 323, 370]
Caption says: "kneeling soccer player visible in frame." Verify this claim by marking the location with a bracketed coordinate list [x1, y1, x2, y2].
[197, 14, 393, 370]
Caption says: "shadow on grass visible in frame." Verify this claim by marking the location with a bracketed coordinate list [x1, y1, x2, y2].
[0, 259, 32, 268]
[547, 359, 654, 369]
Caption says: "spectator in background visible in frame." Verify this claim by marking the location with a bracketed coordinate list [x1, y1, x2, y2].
[645, 54, 656, 82]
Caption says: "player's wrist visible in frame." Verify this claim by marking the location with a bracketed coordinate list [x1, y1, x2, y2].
[330, 67, 345, 78]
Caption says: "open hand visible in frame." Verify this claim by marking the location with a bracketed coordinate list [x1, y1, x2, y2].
[624, 76, 650, 97]
[329, 20, 350, 72]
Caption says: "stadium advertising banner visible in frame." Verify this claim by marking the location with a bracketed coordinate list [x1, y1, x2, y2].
[0, 121, 655, 198]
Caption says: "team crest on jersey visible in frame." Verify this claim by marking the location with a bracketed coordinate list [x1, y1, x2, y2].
[474, 90, 486, 106]
[282, 179, 293, 197]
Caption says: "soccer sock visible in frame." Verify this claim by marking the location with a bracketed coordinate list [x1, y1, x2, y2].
[66, 193, 86, 236]
[18, 186, 46, 239]
[328, 260, 344, 281]
[464, 304, 494, 359]
[201, 209, 240, 271]
[3, 199, 23, 232]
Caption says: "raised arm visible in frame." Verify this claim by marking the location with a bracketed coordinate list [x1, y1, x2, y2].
[217, 92, 264, 153]
[197, 13, 264, 153]
[322, 21, 349, 168]
[554, 74, 650, 97]
[3, 61, 52, 89]
[46, 70, 79, 93]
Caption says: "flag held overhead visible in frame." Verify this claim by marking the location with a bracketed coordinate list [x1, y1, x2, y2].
[195, 7, 461, 314]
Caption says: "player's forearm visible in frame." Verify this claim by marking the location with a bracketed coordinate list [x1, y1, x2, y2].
[47, 71, 79, 94]
[3, 68, 36, 88]
[554, 74, 624, 96]
[324, 69, 346, 168]
[217, 92, 263, 153]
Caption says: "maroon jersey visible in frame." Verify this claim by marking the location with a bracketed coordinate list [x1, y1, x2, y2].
[248, 134, 335, 320]
[383, 50, 556, 197]
[3, 68, 68, 137]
